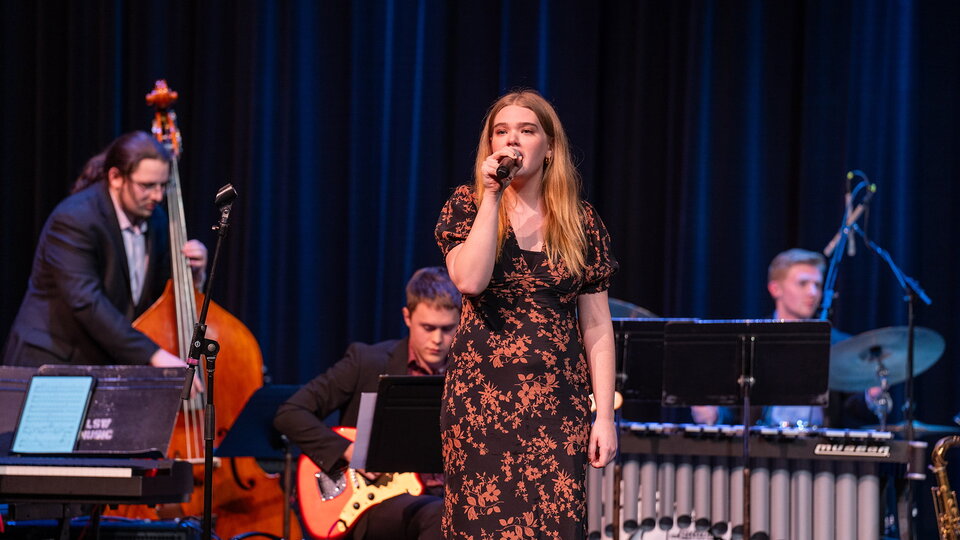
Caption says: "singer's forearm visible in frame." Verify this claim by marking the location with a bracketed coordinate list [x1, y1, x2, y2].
[579, 291, 616, 421]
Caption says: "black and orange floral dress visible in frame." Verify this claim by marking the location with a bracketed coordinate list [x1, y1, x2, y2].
[435, 185, 618, 540]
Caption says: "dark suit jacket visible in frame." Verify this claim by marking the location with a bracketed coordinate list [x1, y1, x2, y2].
[2, 181, 170, 366]
[273, 338, 410, 474]
[274, 338, 446, 539]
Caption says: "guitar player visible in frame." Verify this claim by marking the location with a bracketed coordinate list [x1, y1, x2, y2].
[273, 267, 460, 540]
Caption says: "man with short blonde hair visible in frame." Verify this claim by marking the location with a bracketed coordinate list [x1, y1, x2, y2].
[768, 248, 827, 323]
[767, 248, 825, 283]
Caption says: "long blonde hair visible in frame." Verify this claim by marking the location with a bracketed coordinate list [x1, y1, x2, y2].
[472, 89, 587, 277]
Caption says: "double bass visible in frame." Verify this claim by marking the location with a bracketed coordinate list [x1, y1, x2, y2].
[112, 80, 301, 540]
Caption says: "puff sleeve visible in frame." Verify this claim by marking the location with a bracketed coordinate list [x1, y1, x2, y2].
[435, 185, 478, 258]
[579, 201, 619, 294]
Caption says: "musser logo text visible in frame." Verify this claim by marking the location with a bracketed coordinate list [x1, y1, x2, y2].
[814, 443, 891, 458]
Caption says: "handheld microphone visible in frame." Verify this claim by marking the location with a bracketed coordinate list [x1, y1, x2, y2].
[180, 363, 197, 400]
[215, 183, 237, 207]
[495, 156, 516, 182]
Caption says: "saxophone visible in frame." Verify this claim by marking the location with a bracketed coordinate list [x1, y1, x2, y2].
[931, 435, 960, 540]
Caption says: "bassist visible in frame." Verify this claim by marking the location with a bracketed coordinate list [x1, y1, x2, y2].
[2, 131, 206, 368]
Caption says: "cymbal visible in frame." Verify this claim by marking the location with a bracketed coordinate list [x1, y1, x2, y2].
[865, 420, 960, 435]
[829, 326, 945, 392]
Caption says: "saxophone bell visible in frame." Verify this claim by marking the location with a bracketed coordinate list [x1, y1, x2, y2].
[931, 435, 960, 540]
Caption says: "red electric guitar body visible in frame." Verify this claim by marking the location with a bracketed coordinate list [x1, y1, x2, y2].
[296, 426, 424, 539]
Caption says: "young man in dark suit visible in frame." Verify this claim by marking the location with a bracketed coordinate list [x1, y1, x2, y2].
[274, 267, 461, 540]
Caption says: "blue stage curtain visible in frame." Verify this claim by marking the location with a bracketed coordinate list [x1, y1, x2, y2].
[1, 2, 958, 496]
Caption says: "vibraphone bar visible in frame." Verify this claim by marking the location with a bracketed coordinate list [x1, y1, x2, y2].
[587, 423, 927, 540]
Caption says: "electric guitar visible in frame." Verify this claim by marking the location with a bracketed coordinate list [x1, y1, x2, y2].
[296, 426, 424, 539]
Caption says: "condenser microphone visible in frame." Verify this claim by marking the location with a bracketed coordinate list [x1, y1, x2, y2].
[823, 178, 877, 257]
[845, 171, 856, 257]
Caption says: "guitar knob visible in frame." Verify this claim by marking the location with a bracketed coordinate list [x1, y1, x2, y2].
[353, 503, 360, 510]
[368, 493, 375, 500]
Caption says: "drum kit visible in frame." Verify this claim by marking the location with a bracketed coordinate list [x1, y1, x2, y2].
[828, 325, 955, 434]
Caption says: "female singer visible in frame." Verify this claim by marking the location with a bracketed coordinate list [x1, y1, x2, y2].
[435, 89, 618, 539]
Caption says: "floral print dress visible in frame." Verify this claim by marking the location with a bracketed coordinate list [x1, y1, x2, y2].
[435, 185, 618, 540]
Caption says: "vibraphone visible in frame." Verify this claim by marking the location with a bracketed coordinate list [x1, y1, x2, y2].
[587, 423, 927, 540]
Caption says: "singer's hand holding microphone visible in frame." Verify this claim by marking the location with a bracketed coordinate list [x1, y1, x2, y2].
[482, 147, 523, 192]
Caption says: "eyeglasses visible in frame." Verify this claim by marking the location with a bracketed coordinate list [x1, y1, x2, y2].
[131, 180, 169, 193]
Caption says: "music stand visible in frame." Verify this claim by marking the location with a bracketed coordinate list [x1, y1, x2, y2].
[614, 318, 697, 421]
[0, 366, 39, 455]
[36, 365, 183, 457]
[215, 384, 300, 540]
[663, 320, 831, 409]
[0, 365, 185, 540]
[353, 375, 443, 474]
[662, 319, 831, 539]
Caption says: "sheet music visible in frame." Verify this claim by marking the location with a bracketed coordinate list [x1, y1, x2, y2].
[349, 392, 378, 470]
[12, 376, 94, 454]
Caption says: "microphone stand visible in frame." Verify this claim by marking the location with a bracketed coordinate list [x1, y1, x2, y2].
[818, 237, 846, 321]
[849, 223, 932, 435]
[181, 184, 239, 540]
[850, 222, 932, 540]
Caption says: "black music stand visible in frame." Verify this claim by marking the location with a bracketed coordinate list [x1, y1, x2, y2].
[215, 385, 300, 540]
[36, 365, 183, 457]
[662, 320, 831, 409]
[0, 366, 38, 456]
[2, 365, 182, 457]
[614, 318, 697, 422]
[662, 320, 831, 539]
[352, 375, 444, 474]
[0, 365, 188, 540]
